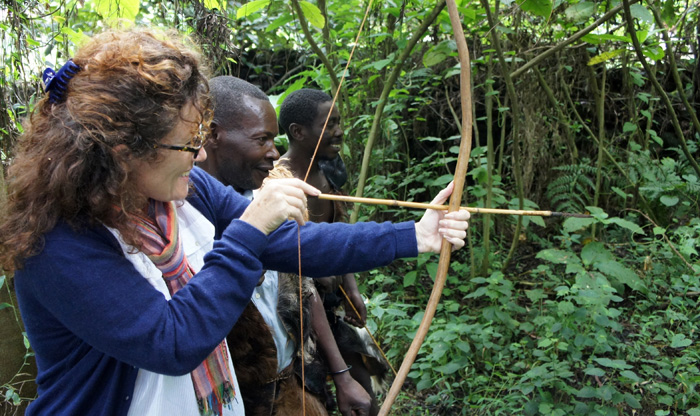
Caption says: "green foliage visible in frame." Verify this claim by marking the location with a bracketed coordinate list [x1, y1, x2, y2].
[1, 273, 35, 410]
[366, 214, 700, 414]
[545, 162, 598, 214]
[3, 0, 700, 413]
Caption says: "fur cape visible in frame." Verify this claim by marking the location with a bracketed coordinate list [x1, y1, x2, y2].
[227, 165, 330, 415]
[226, 273, 329, 416]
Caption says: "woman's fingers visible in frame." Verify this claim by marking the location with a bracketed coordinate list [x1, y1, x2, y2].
[429, 180, 454, 205]
[415, 183, 470, 253]
[239, 178, 320, 234]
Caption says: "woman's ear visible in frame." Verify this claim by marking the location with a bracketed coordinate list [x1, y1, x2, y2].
[113, 144, 130, 157]
[289, 123, 304, 142]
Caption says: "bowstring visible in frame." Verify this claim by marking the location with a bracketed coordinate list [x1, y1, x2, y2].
[297, 1, 375, 414]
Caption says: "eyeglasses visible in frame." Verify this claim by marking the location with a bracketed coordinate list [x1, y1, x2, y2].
[153, 134, 204, 158]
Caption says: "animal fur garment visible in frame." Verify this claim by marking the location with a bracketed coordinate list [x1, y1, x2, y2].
[275, 374, 328, 416]
[268, 160, 391, 398]
[226, 273, 326, 416]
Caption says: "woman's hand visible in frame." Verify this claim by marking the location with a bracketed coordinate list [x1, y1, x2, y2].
[415, 181, 470, 253]
[239, 178, 320, 235]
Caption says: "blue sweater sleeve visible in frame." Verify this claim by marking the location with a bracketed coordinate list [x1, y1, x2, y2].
[19, 168, 417, 381]
[17, 219, 264, 377]
[188, 167, 419, 275]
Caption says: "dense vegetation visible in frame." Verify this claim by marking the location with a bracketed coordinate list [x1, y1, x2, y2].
[1, 0, 699, 414]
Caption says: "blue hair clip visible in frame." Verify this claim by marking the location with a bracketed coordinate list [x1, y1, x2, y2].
[42, 59, 81, 103]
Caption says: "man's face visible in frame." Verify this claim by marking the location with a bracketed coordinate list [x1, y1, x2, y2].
[302, 101, 343, 161]
[213, 96, 280, 191]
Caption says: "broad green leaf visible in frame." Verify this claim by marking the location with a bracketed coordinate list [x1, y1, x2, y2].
[538, 338, 554, 348]
[428, 174, 454, 187]
[562, 217, 594, 233]
[581, 242, 612, 265]
[587, 49, 624, 66]
[237, 0, 270, 19]
[517, 0, 552, 19]
[565, 261, 585, 274]
[416, 377, 432, 391]
[623, 122, 637, 133]
[606, 218, 644, 235]
[620, 370, 640, 382]
[642, 45, 665, 61]
[434, 361, 463, 374]
[423, 49, 448, 67]
[426, 262, 438, 281]
[362, 58, 392, 71]
[557, 301, 575, 315]
[624, 393, 642, 409]
[600, 260, 644, 290]
[670, 333, 692, 348]
[0, 274, 5, 289]
[525, 289, 546, 302]
[299, 1, 325, 29]
[635, 30, 649, 44]
[203, 0, 226, 11]
[93, 0, 140, 24]
[564, 1, 595, 21]
[576, 386, 598, 398]
[0, 302, 12, 311]
[585, 206, 608, 220]
[593, 357, 632, 369]
[630, 4, 653, 23]
[611, 186, 628, 200]
[660, 195, 679, 206]
[403, 270, 417, 287]
[584, 367, 605, 377]
[536, 248, 579, 264]
[529, 215, 546, 228]
[60, 27, 91, 47]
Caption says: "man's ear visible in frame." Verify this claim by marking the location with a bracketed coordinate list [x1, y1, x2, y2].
[289, 123, 304, 142]
[207, 122, 221, 149]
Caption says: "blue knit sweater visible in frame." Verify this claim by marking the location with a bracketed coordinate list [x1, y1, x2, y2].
[14, 167, 418, 416]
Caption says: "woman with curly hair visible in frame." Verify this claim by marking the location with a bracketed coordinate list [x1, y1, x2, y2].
[0, 28, 469, 416]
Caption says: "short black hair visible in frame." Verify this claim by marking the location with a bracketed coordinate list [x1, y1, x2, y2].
[209, 76, 269, 130]
[278, 88, 332, 139]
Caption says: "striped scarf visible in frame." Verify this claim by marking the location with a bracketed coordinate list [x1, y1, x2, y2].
[134, 200, 235, 416]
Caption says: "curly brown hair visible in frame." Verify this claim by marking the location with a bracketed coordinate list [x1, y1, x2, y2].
[0, 28, 212, 271]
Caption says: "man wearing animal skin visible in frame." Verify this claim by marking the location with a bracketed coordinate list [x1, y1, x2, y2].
[278, 89, 385, 416]
[198, 75, 371, 416]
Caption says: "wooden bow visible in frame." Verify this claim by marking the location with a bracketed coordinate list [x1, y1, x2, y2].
[294, 1, 472, 413]
[377, 0, 473, 413]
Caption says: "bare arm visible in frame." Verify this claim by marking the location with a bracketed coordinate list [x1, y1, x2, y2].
[311, 288, 370, 416]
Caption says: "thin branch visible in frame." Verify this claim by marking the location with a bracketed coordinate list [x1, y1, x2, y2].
[349, 0, 447, 223]
[622, 0, 700, 178]
[512, 1, 638, 79]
